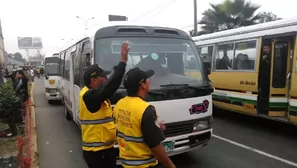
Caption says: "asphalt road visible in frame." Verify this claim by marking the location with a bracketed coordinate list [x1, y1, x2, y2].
[34, 78, 297, 168]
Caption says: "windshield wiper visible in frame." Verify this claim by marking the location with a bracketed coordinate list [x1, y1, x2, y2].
[118, 86, 165, 96]
[160, 83, 213, 92]
[188, 85, 214, 92]
[160, 84, 189, 87]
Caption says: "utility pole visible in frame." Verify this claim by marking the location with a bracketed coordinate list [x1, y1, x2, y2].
[0, 48, 4, 86]
[76, 16, 95, 37]
[193, 0, 198, 36]
[36, 49, 41, 67]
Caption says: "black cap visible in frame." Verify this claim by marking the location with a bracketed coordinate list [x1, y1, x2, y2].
[123, 67, 155, 89]
[83, 64, 111, 82]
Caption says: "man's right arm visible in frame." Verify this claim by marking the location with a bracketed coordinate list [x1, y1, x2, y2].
[141, 105, 175, 168]
[83, 61, 126, 113]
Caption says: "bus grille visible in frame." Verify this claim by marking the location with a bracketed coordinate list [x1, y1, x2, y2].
[163, 122, 193, 137]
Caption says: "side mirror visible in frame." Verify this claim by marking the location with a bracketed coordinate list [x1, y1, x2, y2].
[207, 68, 211, 75]
[45, 74, 49, 80]
[203, 61, 211, 75]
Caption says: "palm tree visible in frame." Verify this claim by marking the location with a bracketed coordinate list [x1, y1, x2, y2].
[196, 0, 260, 35]
[258, 12, 282, 23]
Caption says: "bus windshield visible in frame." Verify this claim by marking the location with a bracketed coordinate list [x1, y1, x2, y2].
[44, 57, 59, 76]
[95, 37, 207, 89]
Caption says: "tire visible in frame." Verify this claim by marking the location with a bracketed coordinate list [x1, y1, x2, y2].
[64, 106, 72, 121]
[48, 100, 52, 104]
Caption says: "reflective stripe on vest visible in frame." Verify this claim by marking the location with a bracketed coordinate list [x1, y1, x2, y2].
[117, 131, 144, 143]
[114, 96, 158, 167]
[79, 86, 116, 151]
[80, 117, 114, 125]
[82, 140, 115, 147]
[120, 157, 157, 167]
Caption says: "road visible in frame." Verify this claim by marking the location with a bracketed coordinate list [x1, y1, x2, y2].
[34, 78, 297, 168]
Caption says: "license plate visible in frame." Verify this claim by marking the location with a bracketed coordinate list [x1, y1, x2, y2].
[162, 141, 175, 153]
[244, 103, 254, 110]
[50, 89, 56, 93]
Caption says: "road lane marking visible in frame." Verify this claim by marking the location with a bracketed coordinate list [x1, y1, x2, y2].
[212, 134, 297, 167]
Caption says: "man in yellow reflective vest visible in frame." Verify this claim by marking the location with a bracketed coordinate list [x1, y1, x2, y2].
[114, 67, 176, 168]
[80, 41, 129, 168]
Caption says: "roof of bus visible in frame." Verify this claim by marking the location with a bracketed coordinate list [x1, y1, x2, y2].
[193, 18, 297, 46]
[59, 21, 190, 52]
[44, 52, 59, 58]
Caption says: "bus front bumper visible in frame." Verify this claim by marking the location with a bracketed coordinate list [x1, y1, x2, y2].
[115, 128, 212, 165]
[45, 91, 62, 100]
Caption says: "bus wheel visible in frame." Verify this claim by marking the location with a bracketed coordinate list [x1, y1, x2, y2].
[48, 100, 53, 104]
[64, 107, 72, 121]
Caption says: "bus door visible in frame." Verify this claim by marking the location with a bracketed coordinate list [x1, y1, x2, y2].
[289, 36, 297, 124]
[268, 38, 293, 118]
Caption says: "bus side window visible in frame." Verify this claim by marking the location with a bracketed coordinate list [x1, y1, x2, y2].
[198, 46, 213, 63]
[80, 41, 91, 87]
[62, 52, 67, 79]
[215, 43, 234, 70]
[59, 53, 64, 77]
[73, 45, 80, 86]
[64, 51, 71, 81]
[234, 40, 256, 70]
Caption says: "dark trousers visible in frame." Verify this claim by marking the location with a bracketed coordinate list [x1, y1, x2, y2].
[83, 147, 117, 168]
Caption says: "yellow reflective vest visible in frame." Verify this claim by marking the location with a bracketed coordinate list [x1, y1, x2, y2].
[79, 86, 116, 151]
[114, 96, 158, 168]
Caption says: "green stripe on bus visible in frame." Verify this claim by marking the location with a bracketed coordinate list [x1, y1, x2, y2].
[212, 94, 256, 104]
[290, 106, 297, 112]
[212, 95, 288, 108]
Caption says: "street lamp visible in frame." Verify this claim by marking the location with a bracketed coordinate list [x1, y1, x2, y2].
[76, 16, 95, 37]
[61, 38, 74, 41]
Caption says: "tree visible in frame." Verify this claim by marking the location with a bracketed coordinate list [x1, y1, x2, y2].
[8, 53, 14, 58]
[258, 12, 281, 23]
[0, 80, 23, 136]
[14, 52, 23, 61]
[194, 0, 260, 36]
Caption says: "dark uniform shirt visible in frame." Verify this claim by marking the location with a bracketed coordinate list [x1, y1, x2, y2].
[141, 105, 166, 148]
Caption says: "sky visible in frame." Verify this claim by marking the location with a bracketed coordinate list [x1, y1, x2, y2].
[1, 0, 297, 58]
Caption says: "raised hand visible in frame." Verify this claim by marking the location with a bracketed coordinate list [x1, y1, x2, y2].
[121, 41, 130, 63]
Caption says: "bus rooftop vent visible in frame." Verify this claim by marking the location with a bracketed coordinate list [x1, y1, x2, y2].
[117, 27, 147, 33]
[154, 29, 179, 35]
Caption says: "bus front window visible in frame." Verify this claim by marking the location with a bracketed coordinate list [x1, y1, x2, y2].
[45, 63, 59, 76]
[95, 37, 207, 89]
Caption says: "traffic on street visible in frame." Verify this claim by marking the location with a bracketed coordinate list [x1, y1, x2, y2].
[2, 1, 297, 168]
[34, 78, 297, 168]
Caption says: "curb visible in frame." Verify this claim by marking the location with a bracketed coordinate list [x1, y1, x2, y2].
[30, 83, 39, 168]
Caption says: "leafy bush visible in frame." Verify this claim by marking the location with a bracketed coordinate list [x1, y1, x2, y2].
[0, 80, 23, 136]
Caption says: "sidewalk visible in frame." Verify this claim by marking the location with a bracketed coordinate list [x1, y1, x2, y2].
[33, 79, 87, 168]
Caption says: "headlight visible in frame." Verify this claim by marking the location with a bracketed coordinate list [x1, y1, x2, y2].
[193, 120, 210, 131]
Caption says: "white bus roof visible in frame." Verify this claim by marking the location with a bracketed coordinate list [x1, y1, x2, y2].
[194, 18, 297, 46]
[59, 21, 184, 52]
[44, 52, 59, 58]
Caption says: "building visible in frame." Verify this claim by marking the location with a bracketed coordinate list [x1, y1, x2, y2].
[29, 55, 44, 67]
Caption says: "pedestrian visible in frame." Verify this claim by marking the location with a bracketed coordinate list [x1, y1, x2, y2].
[258, 41, 271, 115]
[15, 70, 29, 103]
[30, 68, 35, 82]
[36, 67, 40, 79]
[113, 67, 176, 168]
[79, 41, 129, 168]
